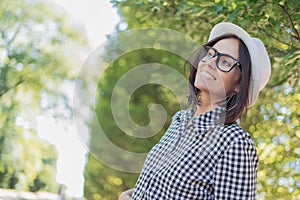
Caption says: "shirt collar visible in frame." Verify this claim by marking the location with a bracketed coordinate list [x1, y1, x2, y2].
[193, 107, 226, 133]
[177, 106, 226, 133]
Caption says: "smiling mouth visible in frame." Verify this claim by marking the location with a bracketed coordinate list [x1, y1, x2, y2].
[200, 71, 216, 80]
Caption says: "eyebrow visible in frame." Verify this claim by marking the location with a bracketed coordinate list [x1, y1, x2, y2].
[211, 46, 239, 61]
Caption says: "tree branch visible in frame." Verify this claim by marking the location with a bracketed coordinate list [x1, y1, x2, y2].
[278, 3, 300, 43]
[5, 25, 21, 48]
[269, 76, 290, 88]
[0, 80, 24, 98]
[257, 26, 300, 50]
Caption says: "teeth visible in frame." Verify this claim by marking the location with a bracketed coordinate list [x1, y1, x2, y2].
[200, 71, 216, 80]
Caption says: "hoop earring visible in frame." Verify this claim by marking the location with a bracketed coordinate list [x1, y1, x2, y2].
[197, 92, 201, 105]
[226, 93, 238, 111]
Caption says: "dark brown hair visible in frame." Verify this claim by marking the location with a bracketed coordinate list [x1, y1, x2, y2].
[188, 34, 251, 125]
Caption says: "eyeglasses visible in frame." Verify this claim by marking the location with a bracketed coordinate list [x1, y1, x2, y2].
[200, 46, 241, 72]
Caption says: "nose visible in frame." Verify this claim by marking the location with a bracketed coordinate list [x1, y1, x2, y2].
[206, 56, 218, 70]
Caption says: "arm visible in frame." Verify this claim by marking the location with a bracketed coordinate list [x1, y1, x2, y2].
[214, 139, 258, 199]
[119, 188, 134, 200]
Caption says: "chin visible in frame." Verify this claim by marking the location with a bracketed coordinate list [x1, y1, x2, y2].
[194, 77, 208, 90]
[194, 82, 206, 92]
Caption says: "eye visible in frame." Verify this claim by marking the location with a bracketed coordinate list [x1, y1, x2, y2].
[220, 56, 233, 67]
[222, 60, 230, 67]
[207, 49, 215, 57]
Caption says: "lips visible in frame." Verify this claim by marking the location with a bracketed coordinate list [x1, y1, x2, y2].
[199, 71, 216, 80]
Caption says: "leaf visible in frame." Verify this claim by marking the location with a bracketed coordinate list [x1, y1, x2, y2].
[274, 22, 281, 33]
[285, 51, 300, 65]
[297, 58, 300, 67]
[214, 5, 223, 13]
[192, 6, 201, 13]
[199, 2, 215, 7]
[268, 16, 276, 25]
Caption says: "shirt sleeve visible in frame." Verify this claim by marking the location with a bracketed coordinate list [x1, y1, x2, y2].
[213, 139, 258, 199]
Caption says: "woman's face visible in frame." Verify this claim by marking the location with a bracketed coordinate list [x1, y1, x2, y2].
[194, 38, 241, 101]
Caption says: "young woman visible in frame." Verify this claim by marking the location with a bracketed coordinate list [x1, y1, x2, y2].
[119, 22, 271, 199]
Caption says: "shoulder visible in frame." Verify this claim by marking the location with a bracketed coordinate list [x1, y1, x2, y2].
[171, 108, 194, 121]
[171, 110, 183, 120]
[221, 123, 258, 160]
[222, 123, 254, 144]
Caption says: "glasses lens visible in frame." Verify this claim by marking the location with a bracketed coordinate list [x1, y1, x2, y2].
[218, 55, 235, 71]
[201, 47, 215, 61]
[199, 46, 239, 72]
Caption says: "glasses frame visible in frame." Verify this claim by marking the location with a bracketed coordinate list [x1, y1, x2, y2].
[201, 46, 241, 72]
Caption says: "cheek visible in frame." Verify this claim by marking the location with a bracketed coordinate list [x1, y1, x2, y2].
[196, 61, 202, 70]
[222, 71, 241, 93]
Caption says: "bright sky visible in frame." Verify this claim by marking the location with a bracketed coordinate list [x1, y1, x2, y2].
[52, 0, 121, 48]
[37, 0, 120, 198]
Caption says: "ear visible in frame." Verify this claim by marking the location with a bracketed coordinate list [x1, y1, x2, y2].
[228, 87, 239, 97]
[233, 84, 240, 93]
[233, 88, 239, 93]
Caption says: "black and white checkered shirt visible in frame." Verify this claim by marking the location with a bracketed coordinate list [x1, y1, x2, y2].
[131, 107, 258, 199]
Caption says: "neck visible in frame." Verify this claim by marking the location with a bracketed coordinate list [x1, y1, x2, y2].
[195, 93, 223, 116]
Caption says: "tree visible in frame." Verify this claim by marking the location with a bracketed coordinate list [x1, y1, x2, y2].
[84, 0, 299, 199]
[0, 0, 87, 192]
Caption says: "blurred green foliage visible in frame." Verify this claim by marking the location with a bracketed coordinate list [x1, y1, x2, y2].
[84, 0, 300, 199]
[85, 47, 188, 199]
[0, 0, 87, 193]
